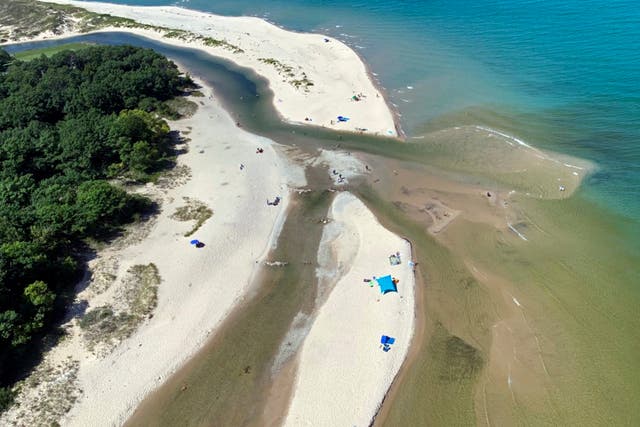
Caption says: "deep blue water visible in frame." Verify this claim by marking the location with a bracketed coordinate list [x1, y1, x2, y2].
[67, 1, 640, 221]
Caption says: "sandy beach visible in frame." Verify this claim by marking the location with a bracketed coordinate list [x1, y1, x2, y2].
[0, 3, 412, 424]
[283, 192, 416, 426]
[0, 78, 305, 426]
[18, 0, 398, 137]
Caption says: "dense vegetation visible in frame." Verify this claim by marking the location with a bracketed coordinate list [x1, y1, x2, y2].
[0, 44, 193, 411]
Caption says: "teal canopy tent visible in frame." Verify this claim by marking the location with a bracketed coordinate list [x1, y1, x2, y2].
[376, 275, 397, 294]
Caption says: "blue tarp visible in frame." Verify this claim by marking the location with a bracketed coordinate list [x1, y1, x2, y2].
[376, 275, 397, 294]
[380, 335, 396, 345]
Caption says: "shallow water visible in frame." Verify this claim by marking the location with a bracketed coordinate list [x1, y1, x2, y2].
[76, 0, 640, 223]
[6, 30, 640, 425]
[125, 187, 333, 427]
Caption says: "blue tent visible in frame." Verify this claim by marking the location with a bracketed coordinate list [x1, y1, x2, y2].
[376, 275, 397, 294]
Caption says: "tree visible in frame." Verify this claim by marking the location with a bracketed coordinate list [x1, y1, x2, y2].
[72, 180, 132, 236]
[0, 386, 15, 413]
[23, 281, 55, 307]
[0, 49, 11, 73]
[126, 140, 159, 178]
[0, 44, 194, 409]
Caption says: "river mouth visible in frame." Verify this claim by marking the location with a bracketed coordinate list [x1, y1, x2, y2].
[6, 32, 640, 426]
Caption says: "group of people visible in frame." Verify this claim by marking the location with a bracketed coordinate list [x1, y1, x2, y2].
[267, 196, 281, 206]
[332, 169, 346, 184]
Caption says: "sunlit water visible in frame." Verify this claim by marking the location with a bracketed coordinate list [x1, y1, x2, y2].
[81, 0, 640, 222]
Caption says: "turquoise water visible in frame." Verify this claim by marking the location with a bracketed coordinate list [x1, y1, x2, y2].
[80, 0, 640, 223]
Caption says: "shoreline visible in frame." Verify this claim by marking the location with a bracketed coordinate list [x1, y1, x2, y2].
[371, 238, 427, 425]
[282, 192, 416, 426]
[3, 0, 400, 138]
[0, 76, 305, 426]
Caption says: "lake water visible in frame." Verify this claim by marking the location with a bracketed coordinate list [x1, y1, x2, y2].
[79, 0, 640, 224]
[4, 1, 640, 423]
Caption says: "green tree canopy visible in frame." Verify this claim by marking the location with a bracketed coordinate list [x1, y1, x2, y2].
[0, 45, 193, 401]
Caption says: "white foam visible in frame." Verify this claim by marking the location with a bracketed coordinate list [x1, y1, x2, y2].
[507, 223, 528, 241]
[563, 162, 584, 170]
[475, 126, 535, 150]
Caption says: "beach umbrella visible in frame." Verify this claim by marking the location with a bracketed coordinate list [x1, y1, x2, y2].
[190, 239, 200, 245]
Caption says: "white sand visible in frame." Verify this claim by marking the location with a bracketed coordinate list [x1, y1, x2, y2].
[34, 0, 398, 137]
[283, 192, 416, 427]
[0, 80, 305, 426]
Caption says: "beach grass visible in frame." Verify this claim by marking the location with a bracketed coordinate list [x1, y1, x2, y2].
[0, 0, 245, 54]
[79, 264, 160, 354]
[9, 358, 81, 426]
[125, 263, 160, 318]
[3, 14, 637, 426]
[12, 42, 92, 61]
[170, 198, 213, 237]
[161, 97, 199, 120]
[258, 58, 313, 90]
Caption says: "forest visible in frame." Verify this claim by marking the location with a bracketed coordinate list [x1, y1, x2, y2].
[0, 44, 193, 410]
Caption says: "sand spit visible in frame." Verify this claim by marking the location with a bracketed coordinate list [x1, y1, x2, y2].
[283, 192, 415, 426]
[30, 0, 397, 137]
[0, 80, 304, 426]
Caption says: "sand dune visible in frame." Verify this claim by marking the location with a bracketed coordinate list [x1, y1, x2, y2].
[283, 192, 416, 426]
